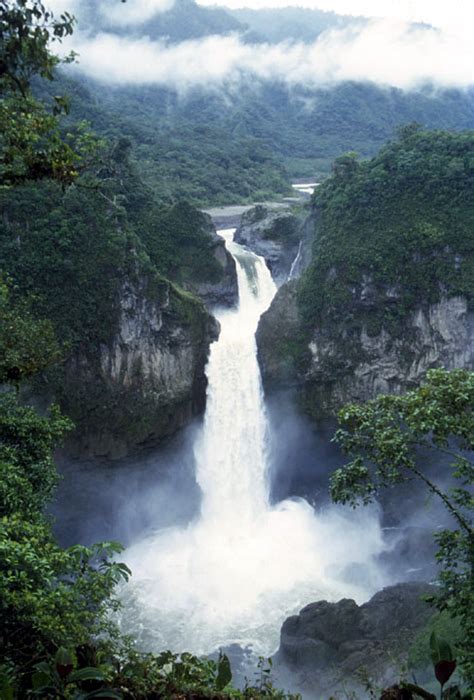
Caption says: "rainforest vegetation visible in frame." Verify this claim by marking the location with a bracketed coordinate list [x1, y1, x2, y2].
[47, 75, 474, 204]
[298, 126, 474, 337]
[0, 1, 473, 698]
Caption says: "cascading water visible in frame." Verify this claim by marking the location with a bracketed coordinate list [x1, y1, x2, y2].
[288, 240, 303, 280]
[119, 229, 387, 656]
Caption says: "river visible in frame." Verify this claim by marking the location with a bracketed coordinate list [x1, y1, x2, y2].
[117, 229, 387, 657]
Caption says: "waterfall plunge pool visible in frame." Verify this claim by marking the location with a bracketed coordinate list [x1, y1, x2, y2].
[116, 229, 388, 657]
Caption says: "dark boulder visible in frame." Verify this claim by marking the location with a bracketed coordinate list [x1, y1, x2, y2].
[276, 582, 435, 696]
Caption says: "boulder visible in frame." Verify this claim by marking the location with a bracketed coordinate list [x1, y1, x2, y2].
[276, 582, 435, 696]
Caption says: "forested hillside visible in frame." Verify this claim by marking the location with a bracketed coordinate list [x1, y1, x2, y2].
[228, 5, 365, 43]
[47, 72, 474, 202]
[257, 127, 474, 412]
[0, 132, 237, 455]
[35, 0, 474, 202]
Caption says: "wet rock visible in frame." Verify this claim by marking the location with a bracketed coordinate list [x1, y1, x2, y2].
[276, 582, 435, 697]
[234, 205, 303, 286]
[258, 289, 474, 415]
[62, 278, 219, 460]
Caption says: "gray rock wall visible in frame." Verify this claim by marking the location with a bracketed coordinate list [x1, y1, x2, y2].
[184, 227, 238, 307]
[258, 286, 474, 415]
[62, 278, 219, 459]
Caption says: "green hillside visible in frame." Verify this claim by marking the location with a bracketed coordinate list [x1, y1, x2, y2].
[298, 127, 474, 335]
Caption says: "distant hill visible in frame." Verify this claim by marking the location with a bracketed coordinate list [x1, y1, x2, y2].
[72, 0, 245, 42]
[62, 74, 474, 185]
[227, 6, 365, 43]
[44, 0, 474, 201]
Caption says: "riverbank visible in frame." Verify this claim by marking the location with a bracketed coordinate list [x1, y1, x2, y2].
[203, 201, 293, 229]
[203, 181, 317, 228]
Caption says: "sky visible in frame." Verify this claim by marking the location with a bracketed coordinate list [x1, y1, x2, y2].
[48, 0, 474, 90]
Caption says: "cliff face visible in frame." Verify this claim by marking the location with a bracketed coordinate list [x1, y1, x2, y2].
[257, 130, 474, 416]
[182, 222, 238, 307]
[61, 278, 219, 460]
[234, 205, 304, 286]
[258, 285, 474, 416]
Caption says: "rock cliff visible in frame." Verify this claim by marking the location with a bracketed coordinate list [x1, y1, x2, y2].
[257, 130, 474, 416]
[183, 221, 238, 307]
[276, 582, 435, 696]
[61, 277, 219, 459]
[234, 205, 304, 286]
[257, 287, 474, 416]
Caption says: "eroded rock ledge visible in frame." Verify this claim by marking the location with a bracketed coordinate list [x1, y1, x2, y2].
[234, 205, 304, 286]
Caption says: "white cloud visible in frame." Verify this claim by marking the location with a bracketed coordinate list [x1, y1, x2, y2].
[66, 19, 473, 91]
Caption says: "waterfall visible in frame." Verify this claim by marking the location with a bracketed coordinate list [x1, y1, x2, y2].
[288, 240, 303, 280]
[194, 230, 276, 527]
[119, 229, 387, 657]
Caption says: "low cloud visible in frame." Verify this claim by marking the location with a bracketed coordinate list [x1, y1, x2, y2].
[65, 19, 472, 91]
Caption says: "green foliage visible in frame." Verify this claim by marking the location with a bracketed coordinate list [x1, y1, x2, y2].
[0, 143, 221, 346]
[0, 393, 70, 514]
[298, 128, 474, 338]
[0, 94, 79, 185]
[0, 281, 61, 384]
[0, 0, 75, 96]
[0, 282, 130, 696]
[408, 612, 463, 673]
[0, 0, 96, 186]
[139, 200, 223, 285]
[331, 369, 474, 687]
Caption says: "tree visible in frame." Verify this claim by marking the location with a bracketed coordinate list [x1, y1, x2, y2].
[0, 1, 107, 186]
[0, 281, 61, 385]
[0, 280, 133, 697]
[331, 368, 474, 687]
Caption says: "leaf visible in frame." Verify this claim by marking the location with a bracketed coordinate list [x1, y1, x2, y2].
[68, 667, 106, 683]
[80, 691, 122, 699]
[215, 653, 232, 691]
[430, 631, 454, 664]
[55, 646, 74, 679]
[32, 670, 52, 690]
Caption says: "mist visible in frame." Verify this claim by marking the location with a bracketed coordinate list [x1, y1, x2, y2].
[99, 0, 176, 26]
[51, 231, 456, 664]
[112, 233, 390, 658]
[59, 18, 473, 91]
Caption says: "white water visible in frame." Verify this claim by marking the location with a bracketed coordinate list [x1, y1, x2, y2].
[291, 182, 319, 195]
[288, 240, 303, 280]
[119, 229, 387, 656]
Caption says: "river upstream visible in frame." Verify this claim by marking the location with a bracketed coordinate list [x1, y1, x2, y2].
[116, 229, 387, 657]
